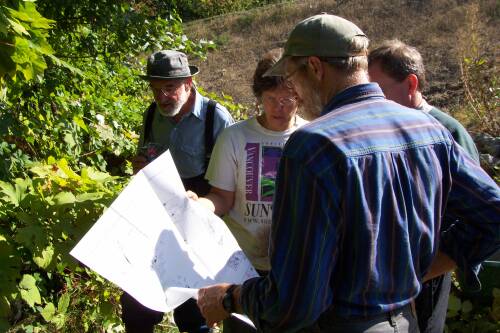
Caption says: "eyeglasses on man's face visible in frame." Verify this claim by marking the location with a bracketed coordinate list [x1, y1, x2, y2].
[149, 80, 185, 97]
[283, 60, 307, 89]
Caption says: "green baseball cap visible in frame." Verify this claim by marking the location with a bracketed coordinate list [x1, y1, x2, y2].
[139, 50, 199, 80]
[264, 14, 367, 77]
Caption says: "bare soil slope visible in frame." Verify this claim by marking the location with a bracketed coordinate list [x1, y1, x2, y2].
[185, 0, 498, 118]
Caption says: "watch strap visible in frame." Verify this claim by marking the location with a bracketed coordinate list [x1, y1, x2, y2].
[222, 284, 237, 313]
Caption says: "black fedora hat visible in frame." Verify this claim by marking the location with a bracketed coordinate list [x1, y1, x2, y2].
[139, 50, 199, 80]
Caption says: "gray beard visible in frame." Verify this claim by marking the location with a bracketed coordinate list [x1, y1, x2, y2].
[156, 88, 190, 118]
[157, 101, 182, 117]
[299, 88, 323, 121]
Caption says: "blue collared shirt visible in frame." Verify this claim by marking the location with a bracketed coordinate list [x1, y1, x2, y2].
[240, 83, 500, 332]
[138, 90, 234, 178]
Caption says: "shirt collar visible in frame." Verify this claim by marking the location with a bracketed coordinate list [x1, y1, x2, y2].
[416, 99, 433, 113]
[322, 83, 384, 116]
[190, 89, 204, 121]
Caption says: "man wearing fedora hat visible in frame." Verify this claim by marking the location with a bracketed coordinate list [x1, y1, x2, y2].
[196, 14, 500, 333]
[122, 50, 233, 333]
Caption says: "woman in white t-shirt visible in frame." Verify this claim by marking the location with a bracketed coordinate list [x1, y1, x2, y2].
[189, 48, 307, 274]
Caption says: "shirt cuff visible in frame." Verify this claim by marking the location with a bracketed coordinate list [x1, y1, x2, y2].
[440, 225, 482, 292]
[239, 277, 264, 331]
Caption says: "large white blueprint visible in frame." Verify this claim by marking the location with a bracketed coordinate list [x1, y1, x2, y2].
[70, 151, 258, 312]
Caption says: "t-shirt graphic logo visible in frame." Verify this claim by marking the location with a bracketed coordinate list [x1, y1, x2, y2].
[261, 147, 282, 202]
[245, 143, 283, 202]
[245, 143, 260, 201]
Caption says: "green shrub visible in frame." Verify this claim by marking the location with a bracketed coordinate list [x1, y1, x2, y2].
[171, 0, 288, 21]
[0, 1, 217, 331]
[455, 3, 499, 138]
[0, 158, 126, 331]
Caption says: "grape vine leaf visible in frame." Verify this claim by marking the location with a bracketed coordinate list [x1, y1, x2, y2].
[19, 274, 41, 307]
[40, 302, 55, 321]
[33, 245, 54, 269]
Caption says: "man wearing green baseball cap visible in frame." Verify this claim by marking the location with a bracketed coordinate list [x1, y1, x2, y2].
[122, 50, 233, 333]
[196, 14, 500, 333]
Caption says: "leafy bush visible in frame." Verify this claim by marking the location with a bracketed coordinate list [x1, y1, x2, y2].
[459, 55, 499, 138]
[1, 1, 217, 179]
[197, 85, 250, 121]
[0, 158, 126, 331]
[170, 0, 288, 21]
[0, 1, 217, 331]
[446, 272, 500, 333]
[455, 3, 499, 138]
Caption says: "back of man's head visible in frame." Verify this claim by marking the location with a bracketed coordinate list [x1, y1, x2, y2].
[265, 14, 370, 76]
[368, 40, 427, 91]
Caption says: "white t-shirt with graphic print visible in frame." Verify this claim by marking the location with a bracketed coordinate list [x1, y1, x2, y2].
[205, 116, 307, 270]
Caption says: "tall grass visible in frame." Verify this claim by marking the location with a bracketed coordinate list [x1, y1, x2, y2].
[456, 3, 499, 137]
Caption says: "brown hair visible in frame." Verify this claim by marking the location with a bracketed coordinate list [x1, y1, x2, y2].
[368, 39, 427, 90]
[252, 48, 284, 99]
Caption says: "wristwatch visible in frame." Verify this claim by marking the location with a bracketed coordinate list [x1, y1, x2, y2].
[222, 284, 237, 314]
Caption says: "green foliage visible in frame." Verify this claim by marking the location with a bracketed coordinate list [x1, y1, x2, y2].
[1, 2, 217, 179]
[446, 287, 500, 332]
[460, 55, 499, 137]
[0, 0, 219, 331]
[197, 85, 250, 121]
[456, 3, 499, 138]
[0, 0, 54, 95]
[171, 0, 288, 21]
[0, 0, 80, 100]
[0, 157, 127, 331]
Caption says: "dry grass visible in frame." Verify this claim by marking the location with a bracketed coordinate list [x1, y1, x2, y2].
[185, 0, 499, 120]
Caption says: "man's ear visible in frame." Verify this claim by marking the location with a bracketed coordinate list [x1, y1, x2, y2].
[184, 77, 193, 91]
[307, 56, 324, 81]
[407, 74, 419, 95]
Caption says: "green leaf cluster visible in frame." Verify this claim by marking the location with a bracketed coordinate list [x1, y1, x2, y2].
[0, 0, 56, 96]
[0, 1, 217, 331]
[446, 274, 500, 333]
[170, 0, 289, 21]
[0, 157, 127, 331]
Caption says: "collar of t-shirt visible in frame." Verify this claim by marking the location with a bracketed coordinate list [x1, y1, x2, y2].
[417, 99, 433, 113]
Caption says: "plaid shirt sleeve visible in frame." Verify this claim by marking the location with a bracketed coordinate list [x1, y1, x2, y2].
[240, 151, 341, 332]
[440, 141, 500, 290]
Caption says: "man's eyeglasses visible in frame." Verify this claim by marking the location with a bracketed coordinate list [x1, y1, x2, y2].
[283, 62, 306, 89]
[149, 81, 183, 97]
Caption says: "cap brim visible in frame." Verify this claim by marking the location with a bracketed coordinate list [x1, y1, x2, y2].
[263, 56, 289, 77]
[139, 65, 200, 80]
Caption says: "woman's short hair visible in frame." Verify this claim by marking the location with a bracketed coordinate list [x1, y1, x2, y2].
[252, 48, 285, 99]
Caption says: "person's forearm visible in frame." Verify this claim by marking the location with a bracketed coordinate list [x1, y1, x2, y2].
[423, 251, 456, 282]
[204, 192, 232, 216]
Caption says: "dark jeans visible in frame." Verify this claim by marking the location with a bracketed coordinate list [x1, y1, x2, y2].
[182, 174, 211, 197]
[301, 304, 419, 333]
[121, 293, 210, 333]
[414, 273, 451, 333]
